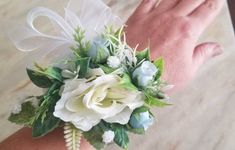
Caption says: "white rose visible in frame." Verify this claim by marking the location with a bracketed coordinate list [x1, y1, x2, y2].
[132, 61, 158, 88]
[102, 130, 115, 144]
[53, 74, 144, 131]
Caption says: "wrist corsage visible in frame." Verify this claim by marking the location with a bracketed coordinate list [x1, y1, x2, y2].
[8, 0, 172, 149]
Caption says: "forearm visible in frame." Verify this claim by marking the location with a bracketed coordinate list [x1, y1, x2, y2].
[0, 127, 94, 150]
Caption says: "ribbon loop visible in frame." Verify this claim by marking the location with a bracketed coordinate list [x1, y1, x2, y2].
[27, 7, 75, 42]
[8, 0, 123, 59]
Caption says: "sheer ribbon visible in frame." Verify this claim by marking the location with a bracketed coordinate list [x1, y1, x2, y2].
[7, 0, 122, 61]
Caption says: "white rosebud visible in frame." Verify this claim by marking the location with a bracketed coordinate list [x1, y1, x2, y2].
[107, 56, 121, 68]
[130, 111, 154, 131]
[11, 104, 22, 114]
[102, 130, 115, 144]
[132, 61, 158, 88]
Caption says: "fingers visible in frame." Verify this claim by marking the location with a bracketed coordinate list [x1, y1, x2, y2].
[135, 0, 160, 15]
[190, 0, 225, 26]
[173, 0, 204, 16]
[153, 0, 180, 14]
[193, 42, 223, 68]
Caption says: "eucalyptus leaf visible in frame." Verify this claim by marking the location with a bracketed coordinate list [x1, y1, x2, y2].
[8, 101, 36, 126]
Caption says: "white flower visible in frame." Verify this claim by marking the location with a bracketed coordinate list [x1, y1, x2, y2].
[102, 130, 115, 144]
[116, 46, 137, 67]
[132, 61, 158, 88]
[11, 104, 22, 114]
[53, 74, 144, 131]
[107, 56, 121, 68]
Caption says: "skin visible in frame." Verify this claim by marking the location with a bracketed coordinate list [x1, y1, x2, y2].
[0, 0, 225, 149]
[126, 0, 225, 90]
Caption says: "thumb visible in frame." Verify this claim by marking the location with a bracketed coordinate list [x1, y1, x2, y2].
[193, 42, 223, 67]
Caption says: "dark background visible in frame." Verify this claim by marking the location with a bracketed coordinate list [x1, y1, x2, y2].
[228, 0, 235, 33]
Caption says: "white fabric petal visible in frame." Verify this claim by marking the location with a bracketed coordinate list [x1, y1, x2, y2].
[72, 117, 100, 131]
[92, 101, 126, 118]
[122, 93, 145, 110]
[104, 107, 133, 124]
[86, 68, 105, 78]
[63, 79, 87, 93]
[93, 74, 119, 87]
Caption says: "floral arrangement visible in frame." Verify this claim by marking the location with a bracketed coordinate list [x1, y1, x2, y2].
[8, 0, 172, 150]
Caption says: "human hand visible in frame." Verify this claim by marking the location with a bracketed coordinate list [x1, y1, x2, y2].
[125, 0, 225, 90]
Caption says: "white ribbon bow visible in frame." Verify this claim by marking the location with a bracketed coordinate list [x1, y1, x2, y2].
[8, 0, 122, 57]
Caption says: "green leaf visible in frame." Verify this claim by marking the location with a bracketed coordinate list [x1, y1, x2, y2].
[144, 92, 171, 107]
[8, 101, 36, 126]
[111, 124, 129, 149]
[26, 68, 52, 88]
[76, 57, 91, 78]
[32, 82, 62, 137]
[32, 113, 60, 137]
[83, 124, 105, 150]
[98, 64, 115, 74]
[27, 65, 63, 88]
[153, 57, 164, 80]
[132, 106, 150, 114]
[45, 67, 63, 82]
[127, 126, 145, 135]
[136, 48, 150, 63]
[72, 27, 90, 58]
[119, 74, 138, 91]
